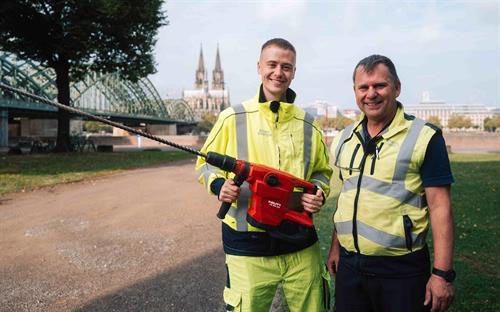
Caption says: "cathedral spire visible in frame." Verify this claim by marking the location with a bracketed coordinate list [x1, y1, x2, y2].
[197, 44, 205, 72]
[195, 44, 207, 89]
[212, 43, 225, 90]
[214, 43, 222, 71]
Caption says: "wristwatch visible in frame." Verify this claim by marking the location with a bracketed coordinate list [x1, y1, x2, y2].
[432, 267, 456, 283]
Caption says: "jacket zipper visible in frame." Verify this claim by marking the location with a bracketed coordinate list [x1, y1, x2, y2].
[352, 152, 369, 254]
[370, 142, 384, 175]
[350, 144, 361, 175]
[276, 112, 280, 167]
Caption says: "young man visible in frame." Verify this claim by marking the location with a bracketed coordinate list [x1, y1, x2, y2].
[196, 38, 332, 311]
[328, 55, 455, 312]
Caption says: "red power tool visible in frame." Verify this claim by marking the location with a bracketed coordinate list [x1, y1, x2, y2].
[206, 152, 317, 229]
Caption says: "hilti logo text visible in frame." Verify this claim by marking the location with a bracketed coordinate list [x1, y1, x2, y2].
[268, 200, 282, 209]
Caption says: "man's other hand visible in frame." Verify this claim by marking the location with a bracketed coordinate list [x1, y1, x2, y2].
[218, 179, 241, 203]
[424, 274, 454, 312]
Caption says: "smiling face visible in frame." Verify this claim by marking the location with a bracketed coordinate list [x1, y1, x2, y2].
[257, 45, 296, 102]
[354, 63, 401, 125]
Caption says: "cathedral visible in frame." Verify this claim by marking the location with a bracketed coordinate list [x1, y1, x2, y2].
[183, 45, 230, 120]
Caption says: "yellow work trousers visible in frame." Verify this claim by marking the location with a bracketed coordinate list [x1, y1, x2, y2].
[223, 242, 331, 312]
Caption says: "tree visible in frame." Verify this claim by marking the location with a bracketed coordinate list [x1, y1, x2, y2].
[197, 112, 218, 133]
[332, 116, 354, 129]
[447, 114, 473, 129]
[484, 116, 500, 132]
[316, 115, 354, 130]
[83, 121, 112, 134]
[316, 116, 330, 129]
[426, 116, 442, 129]
[0, 1, 166, 151]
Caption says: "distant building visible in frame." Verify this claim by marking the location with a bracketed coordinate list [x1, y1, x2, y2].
[304, 100, 360, 120]
[340, 109, 360, 121]
[183, 44, 230, 120]
[314, 100, 339, 118]
[405, 91, 498, 129]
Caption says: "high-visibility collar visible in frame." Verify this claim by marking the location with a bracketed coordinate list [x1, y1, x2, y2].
[250, 84, 298, 124]
[350, 102, 410, 142]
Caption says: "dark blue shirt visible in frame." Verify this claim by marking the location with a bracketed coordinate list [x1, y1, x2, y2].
[420, 132, 454, 186]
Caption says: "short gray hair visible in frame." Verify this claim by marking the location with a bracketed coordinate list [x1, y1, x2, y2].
[353, 54, 400, 85]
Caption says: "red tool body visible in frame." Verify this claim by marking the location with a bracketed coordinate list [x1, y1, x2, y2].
[206, 152, 316, 229]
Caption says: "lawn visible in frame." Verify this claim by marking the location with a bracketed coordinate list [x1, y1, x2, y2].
[316, 153, 500, 312]
[0, 150, 193, 194]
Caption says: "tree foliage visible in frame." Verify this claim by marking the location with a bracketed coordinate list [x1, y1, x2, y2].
[484, 116, 500, 132]
[0, 0, 166, 151]
[317, 115, 354, 130]
[197, 112, 218, 133]
[447, 114, 473, 129]
[426, 115, 442, 129]
[82, 121, 112, 134]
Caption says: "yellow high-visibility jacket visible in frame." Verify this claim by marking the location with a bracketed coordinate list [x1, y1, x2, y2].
[196, 88, 332, 232]
[330, 104, 437, 256]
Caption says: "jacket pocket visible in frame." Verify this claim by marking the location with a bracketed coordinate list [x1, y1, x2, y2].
[223, 287, 242, 311]
[403, 215, 413, 251]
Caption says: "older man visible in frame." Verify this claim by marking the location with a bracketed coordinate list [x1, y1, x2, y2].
[328, 55, 455, 312]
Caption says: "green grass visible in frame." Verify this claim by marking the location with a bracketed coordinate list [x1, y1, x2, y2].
[317, 153, 500, 312]
[0, 151, 193, 194]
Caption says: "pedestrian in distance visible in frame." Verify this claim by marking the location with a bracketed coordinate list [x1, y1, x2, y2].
[196, 38, 333, 312]
[327, 54, 455, 312]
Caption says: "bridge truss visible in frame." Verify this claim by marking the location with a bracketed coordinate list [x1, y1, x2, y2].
[0, 52, 195, 123]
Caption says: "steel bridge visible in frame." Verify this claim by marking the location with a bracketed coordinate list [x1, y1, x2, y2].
[0, 51, 196, 149]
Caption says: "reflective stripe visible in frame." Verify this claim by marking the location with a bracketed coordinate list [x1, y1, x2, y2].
[393, 118, 425, 181]
[335, 221, 426, 249]
[232, 104, 249, 231]
[310, 172, 330, 186]
[341, 118, 428, 209]
[342, 176, 427, 208]
[227, 182, 250, 231]
[303, 112, 314, 179]
[334, 124, 354, 159]
[233, 105, 248, 160]
[197, 163, 221, 186]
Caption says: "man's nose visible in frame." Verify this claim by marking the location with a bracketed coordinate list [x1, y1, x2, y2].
[367, 87, 377, 98]
[273, 66, 283, 77]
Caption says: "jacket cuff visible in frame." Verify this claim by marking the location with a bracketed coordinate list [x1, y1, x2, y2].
[210, 178, 225, 196]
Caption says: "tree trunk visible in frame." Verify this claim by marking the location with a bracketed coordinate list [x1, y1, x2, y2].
[53, 59, 71, 152]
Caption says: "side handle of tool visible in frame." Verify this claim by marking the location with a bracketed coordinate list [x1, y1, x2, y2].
[216, 173, 246, 219]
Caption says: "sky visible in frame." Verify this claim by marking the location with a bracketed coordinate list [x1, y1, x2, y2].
[149, 0, 500, 109]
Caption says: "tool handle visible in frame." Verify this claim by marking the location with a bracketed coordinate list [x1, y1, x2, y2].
[216, 174, 246, 219]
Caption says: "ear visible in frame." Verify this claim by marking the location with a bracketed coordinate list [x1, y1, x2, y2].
[395, 82, 401, 98]
[257, 61, 261, 75]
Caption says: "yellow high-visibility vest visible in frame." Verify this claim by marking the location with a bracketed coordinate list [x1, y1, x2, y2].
[331, 104, 437, 256]
[196, 89, 332, 232]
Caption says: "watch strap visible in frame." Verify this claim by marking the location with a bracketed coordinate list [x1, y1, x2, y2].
[432, 267, 456, 282]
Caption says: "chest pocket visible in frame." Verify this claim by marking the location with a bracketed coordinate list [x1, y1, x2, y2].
[278, 113, 314, 179]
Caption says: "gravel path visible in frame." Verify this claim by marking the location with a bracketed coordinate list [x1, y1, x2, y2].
[0, 159, 228, 312]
